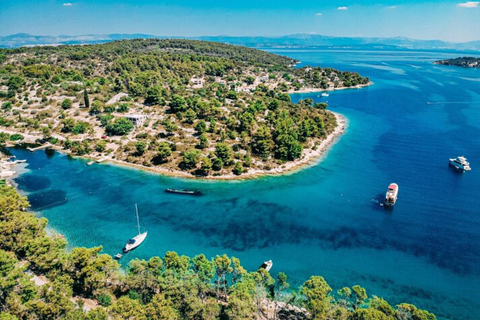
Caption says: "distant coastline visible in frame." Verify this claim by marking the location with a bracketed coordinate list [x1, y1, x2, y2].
[2, 33, 480, 52]
[434, 56, 480, 68]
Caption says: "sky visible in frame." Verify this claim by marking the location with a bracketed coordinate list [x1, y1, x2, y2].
[0, 0, 479, 42]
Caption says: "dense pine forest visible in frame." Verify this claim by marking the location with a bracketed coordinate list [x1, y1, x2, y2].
[0, 185, 436, 319]
[0, 39, 369, 177]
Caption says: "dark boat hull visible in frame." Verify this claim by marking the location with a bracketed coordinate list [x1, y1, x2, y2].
[165, 189, 202, 196]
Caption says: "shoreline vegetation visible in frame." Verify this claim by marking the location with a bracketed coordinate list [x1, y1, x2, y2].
[287, 82, 371, 94]
[434, 56, 480, 68]
[2, 111, 347, 181]
[0, 184, 437, 319]
[0, 39, 370, 180]
[104, 112, 347, 180]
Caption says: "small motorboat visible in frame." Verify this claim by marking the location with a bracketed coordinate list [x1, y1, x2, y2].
[321, 93, 329, 97]
[165, 188, 202, 196]
[384, 183, 399, 207]
[259, 260, 273, 272]
[114, 253, 122, 259]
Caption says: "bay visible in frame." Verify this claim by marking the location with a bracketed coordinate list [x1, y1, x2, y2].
[10, 48, 480, 320]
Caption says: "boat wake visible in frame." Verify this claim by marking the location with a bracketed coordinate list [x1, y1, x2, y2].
[426, 101, 478, 105]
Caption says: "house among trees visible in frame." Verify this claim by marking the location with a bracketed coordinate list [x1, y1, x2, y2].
[125, 114, 147, 127]
[190, 76, 205, 88]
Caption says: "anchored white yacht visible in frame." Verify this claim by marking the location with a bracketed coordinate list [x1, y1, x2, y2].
[259, 260, 273, 272]
[449, 156, 471, 171]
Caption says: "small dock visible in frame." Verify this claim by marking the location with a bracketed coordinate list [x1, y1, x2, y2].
[27, 143, 52, 152]
[87, 158, 109, 166]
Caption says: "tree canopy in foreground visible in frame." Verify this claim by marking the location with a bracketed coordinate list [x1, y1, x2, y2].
[0, 185, 435, 320]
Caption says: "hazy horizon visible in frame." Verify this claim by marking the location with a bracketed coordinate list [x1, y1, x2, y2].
[1, 1, 479, 42]
[2, 32, 480, 44]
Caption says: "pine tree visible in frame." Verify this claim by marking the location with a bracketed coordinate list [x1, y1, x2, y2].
[83, 88, 90, 109]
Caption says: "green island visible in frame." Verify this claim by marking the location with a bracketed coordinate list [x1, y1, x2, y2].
[0, 184, 436, 320]
[0, 39, 370, 179]
[434, 57, 480, 68]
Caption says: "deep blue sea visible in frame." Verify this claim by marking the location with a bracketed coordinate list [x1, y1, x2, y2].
[9, 49, 480, 320]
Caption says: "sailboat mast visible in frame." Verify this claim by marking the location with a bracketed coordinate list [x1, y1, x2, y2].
[135, 204, 141, 235]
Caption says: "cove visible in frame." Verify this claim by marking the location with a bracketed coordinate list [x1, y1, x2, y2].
[10, 48, 480, 320]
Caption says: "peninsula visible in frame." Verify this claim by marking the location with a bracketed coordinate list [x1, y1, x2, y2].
[0, 39, 369, 178]
[435, 56, 480, 68]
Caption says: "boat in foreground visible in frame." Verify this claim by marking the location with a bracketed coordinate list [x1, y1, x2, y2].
[123, 204, 148, 253]
[449, 156, 471, 171]
[259, 260, 273, 272]
[384, 183, 399, 207]
[165, 188, 202, 196]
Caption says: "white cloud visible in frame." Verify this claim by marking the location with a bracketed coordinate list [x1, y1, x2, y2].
[62, 2, 74, 6]
[386, 5, 398, 9]
[337, 6, 348, 10]
[457, 1, 479, 7]
[315, 12, 322, 16]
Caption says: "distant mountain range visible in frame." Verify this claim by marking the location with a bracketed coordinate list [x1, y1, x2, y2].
[0, 33, 155, 48]
[1, 33, 480, 52]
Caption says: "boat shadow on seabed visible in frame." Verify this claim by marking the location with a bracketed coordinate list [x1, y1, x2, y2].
[371, 194, 394, 212]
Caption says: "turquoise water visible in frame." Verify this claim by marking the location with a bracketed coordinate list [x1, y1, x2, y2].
[9, 49, 480, 320]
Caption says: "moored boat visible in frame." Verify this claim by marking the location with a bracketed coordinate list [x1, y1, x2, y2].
[449, 156, 471, 171]
[114, 253, 122, 259]
[165, 188, 202, 196]
[123, 204, 148, 253]
[384, 183, 399, 207]
[259, 260, 273, 272]
[321, 93, 329, 97]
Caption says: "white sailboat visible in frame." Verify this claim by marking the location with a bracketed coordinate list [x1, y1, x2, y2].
[123, 204, 148, 253]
